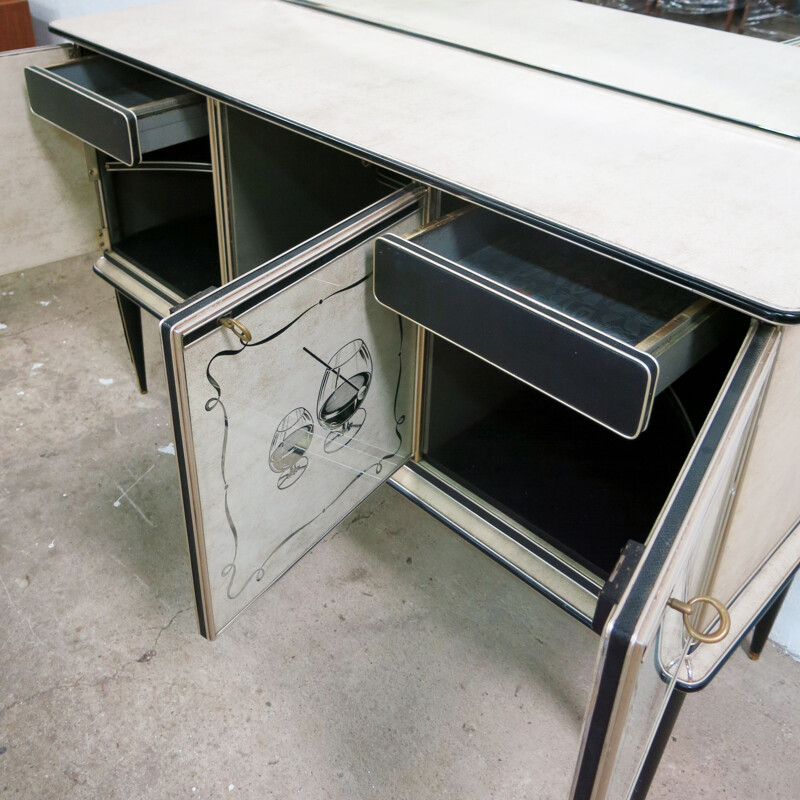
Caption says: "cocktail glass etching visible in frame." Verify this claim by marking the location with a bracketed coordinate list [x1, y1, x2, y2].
[310, 339, 372, 453]
[269, 407, 314, 489]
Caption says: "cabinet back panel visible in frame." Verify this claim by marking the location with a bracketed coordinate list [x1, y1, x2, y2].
[224, 107, 405, 276]
[110, 167, 216, 241]
[423, 334, 746, 577]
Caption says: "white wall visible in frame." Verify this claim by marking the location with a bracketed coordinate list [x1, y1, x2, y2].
[28, 1, 167, 45]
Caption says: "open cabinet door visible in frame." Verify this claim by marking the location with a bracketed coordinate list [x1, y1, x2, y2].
[571, 322, 786, 800]
[161, 188, 423, 638]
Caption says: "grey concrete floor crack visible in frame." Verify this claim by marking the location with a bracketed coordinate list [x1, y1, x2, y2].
[1, 298, 111, 340]
[1, 607, 193, 717]
[152, 606, 193, 652]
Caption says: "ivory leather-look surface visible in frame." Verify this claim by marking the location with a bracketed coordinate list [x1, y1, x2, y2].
[49, 0, 800, 317]
[290, 0, 800, 136]
[708, 325, 800, 609]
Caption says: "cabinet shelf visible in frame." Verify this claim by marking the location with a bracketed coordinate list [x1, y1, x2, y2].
[111, 214, 221, 301]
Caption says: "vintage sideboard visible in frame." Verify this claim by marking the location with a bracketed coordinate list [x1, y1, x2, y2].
[16, 0, 800, 797]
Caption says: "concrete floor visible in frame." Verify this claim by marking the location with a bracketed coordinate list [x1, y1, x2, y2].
[1, 255, 799, 799]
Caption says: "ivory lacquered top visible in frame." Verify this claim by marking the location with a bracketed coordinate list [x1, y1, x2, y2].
[51, 0, 800, 320]
[287, 0, 800, 138]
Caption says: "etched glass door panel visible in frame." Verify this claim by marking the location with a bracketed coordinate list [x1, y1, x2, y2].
[571, 323, 779, 800]
[162, 189, 423, 638]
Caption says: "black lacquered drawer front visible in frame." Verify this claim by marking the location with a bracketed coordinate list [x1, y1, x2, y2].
[374, 208, 734, 438]
[25, 55, 207, 165]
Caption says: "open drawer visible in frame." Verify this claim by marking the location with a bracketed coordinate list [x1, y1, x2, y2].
[25, 55, 208, 165]
[374, 207, 736, 438]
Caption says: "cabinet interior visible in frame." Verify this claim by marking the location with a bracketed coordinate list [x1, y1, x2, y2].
[99, 107, 409, 302]
[100, 138, 220, 299]
[52, 55, 191, 110]
[421, 324, 749, 582]
[221, 106, 409, 277]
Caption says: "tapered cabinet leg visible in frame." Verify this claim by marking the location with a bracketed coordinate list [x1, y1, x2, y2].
[624, 584, 790, 799]
[749, 584, 790, 661]
[114, 290, 148, 394]
[630, 690, 686, 800]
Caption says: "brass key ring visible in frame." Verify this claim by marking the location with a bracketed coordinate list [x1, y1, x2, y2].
[219, 317, 252, 344]
[667, 595, 731, 644]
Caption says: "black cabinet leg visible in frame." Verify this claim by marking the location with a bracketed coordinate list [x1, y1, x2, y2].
[749, 585, 790, 661]
[115, 290, 148, 394]
[630, 690, 686, 800]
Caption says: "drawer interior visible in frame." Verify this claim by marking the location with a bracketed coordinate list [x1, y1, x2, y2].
[222, 107, 409, 277]
[420, 324, 748, 581]
[47, 56, 186, 108]
[414, 209, 695, 343]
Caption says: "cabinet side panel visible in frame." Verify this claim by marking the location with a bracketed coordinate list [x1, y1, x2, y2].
[0, 46, 99, 276]
[708, 325, 800, 606]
